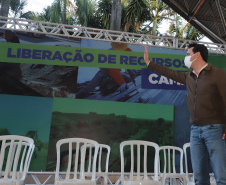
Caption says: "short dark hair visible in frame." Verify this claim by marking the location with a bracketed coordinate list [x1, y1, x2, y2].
[188, 43, 208, 62]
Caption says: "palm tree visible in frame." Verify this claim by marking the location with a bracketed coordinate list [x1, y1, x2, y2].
[110, 0, 121, 31]
[74, 0, 96, 27]
[28, 0, 99, 28]
[168, 13, 204, 41]
[123, 0, 149, 32]
[30, 0, 75, 24]
[148, 0, 174, 36]
[183, 23, 204, 41]
[9, 0, 32, 18]
[168, 13, 183, 37]
[49, 1, 62, 23]
[122, 0, 174, 35]
[0, 0, 10, 26]
[0, 0, 10, 17]
[97, 0, 112, 29]
[28, 6, 52, 22]
[51, 0, 74, 24]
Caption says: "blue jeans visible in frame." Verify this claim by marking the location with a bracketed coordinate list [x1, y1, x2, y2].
[190, 124, 226, 185]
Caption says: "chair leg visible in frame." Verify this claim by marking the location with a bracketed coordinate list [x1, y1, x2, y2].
[183, 177, 187, 185]
[103, 176, 108, 185]
[161, 176, 166, 185]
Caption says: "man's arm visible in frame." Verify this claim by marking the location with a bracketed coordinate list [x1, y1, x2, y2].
[144, 45, 187, 85]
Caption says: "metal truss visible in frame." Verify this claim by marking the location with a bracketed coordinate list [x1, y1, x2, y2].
[0, 16, 226, 55]
[26, 172, 216, 185]
[27, 171, 114, 185]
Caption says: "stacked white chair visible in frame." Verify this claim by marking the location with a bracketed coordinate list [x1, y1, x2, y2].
[96, 144, 111, 185]
[159, 146, 186, 185]
[0, 135, 35, 185]
[55, 138, 99, 185]
[82, 144, 111, 185]
[120, 140, 161, 185]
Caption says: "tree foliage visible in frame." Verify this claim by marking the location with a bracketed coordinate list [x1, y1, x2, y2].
[123, 0, 149, 32]
[168, 13, 204, 41]
[75, 0, 96, 27]
[96, 0, 112, 29]
[17, 0, 204, 41]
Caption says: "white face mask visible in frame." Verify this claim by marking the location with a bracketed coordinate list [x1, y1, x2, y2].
[184, 54, 197, 68]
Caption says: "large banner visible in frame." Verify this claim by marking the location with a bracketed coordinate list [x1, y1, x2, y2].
[0, 30, 225, 171]
[0, 42, 188, 105]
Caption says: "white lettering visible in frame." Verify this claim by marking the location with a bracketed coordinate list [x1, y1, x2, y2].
[159, 76, 169, 84]
[148, 74, 183, 85]
[148, 74, 158, 84]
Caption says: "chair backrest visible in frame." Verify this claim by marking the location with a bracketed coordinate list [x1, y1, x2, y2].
[97, 144, 110, 174]
[183, 143, 192, 182]
[0, 135, 35, 181]
[55, 138, 99, 182]
[159, 146, 184, 175]
[120, 140, 160, 182]
[83, 144, 111, 174]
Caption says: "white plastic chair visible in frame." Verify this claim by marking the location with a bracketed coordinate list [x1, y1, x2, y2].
[0, 135, 35, 185]
[183, 143, 194, 185]
[120, 140, 161, 185]
[55, 138, 99, 185]
[159, 146, 186, 185]
[82, 144, 111, 185]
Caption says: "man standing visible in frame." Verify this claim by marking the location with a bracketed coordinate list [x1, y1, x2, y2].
[144, 44, 226, 185]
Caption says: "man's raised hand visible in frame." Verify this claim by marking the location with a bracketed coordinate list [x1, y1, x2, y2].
[144, 45, 150, 65]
